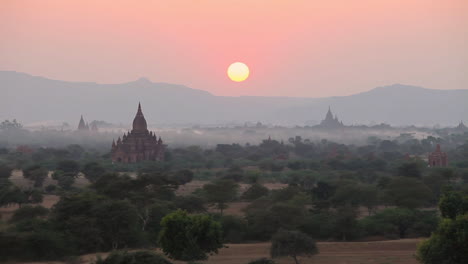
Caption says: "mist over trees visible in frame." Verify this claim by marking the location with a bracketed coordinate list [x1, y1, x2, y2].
[1, 108, 468, 263]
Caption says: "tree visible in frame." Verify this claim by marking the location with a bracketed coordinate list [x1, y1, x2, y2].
[438, 190, 468, 219]
[56, 160, 80, 177]
[0, 229, 75, 261]
[270, 229, 318, 264]
[203, 179, 239, 214]
[331, 182, 363, 208]
[82, 161, 106, 183]
[218, 215, 247, 243]
[23, 165, 48, 188]
[367, 208, 417, 238]
[52, 171, 76, 190]
[0, 183, 42, 208]
[333, 204, 359, 241]
[423, 173, 448, 205]
[173, 195, 206, 213]
[437, 168, 455, 183]
[417, 211, 468, 263]
[242, 183, 269, 201]
[10, 205, 49, 223]
[172, 169, 194, 185]
[52, 192, 142, 253]
[360, 185, 379, 215]
[397, 162, 422, 178]
[158, 210, 223, 261]
[144, 201, 173, 244]
[311, 181, 335, 210]
[383, 177, 432, 208]
[93, 200, 141, 249]
[96, 250, 172, 264]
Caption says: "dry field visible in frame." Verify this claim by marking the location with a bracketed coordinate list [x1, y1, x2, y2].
[20, 239, 422, 264]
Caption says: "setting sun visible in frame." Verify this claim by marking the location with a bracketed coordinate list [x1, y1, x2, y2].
[227, 62, 249, 82]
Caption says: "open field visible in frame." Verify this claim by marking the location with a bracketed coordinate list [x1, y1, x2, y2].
[20, 239, 422, 264]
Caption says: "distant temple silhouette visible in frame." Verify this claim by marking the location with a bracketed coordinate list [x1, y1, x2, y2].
[455, 121, 467, 132]
[428, 144, 448, 167]
[77, 115, 98, 132]
[77, 115, 89, 131]
[111, 103, 165, 163]
[318, 107, 344, 129]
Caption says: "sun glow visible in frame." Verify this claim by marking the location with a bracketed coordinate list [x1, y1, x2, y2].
[227, 62, 250, 82]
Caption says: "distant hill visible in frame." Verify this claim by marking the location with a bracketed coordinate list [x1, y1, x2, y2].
[1, 71, 467, 126]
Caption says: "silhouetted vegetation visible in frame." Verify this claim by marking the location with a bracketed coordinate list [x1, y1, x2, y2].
[1, 127, 468, 262]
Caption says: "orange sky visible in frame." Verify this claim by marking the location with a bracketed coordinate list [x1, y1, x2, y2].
[1, 0, 467, 96]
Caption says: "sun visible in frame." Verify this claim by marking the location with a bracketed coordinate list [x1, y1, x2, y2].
[227, 62, 250, 82]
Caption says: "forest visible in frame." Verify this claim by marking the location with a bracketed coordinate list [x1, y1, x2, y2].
[1, 122, 468, 263]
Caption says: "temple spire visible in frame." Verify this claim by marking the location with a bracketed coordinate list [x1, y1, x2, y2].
[78, 115, 87, 130]
[325, 106, 333, 120]
[132, 102, 148, 132]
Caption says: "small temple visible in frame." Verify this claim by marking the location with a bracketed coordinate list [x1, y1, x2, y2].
[77, 115, 89, 131]
[77, 116, 98, 132]
[318, 107, 344, 129]
[428, 144, 448, 167]
[455, 121, 468, 132]
[111, 103, 165, 163]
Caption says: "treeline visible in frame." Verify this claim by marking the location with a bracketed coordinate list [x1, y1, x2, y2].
[0, 163, 464, 261]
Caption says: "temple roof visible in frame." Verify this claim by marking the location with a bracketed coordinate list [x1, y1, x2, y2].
[132, 103, 148, 133]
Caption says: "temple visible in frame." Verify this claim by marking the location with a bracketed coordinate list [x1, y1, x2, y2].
[111, 103, 165, 163]
[77, 115, 89, 131]
[455, 121, 468, 132]
[318, 107, 344, 129]
[428, 144, 448, 167]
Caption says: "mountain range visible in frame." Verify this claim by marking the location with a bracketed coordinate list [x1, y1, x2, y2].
[1, 71, 467, 127]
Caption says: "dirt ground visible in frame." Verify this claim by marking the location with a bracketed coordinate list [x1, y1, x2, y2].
[20, 239, 422, 264]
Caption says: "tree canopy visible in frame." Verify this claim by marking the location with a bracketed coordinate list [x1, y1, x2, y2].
[158, 210, 223, 261]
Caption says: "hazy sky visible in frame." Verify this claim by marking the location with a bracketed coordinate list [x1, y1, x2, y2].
[1, 0, 467, 97]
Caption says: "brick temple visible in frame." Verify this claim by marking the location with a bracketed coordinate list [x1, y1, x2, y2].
[428, 144, 448, 167]
[111, 103, 165, 163]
